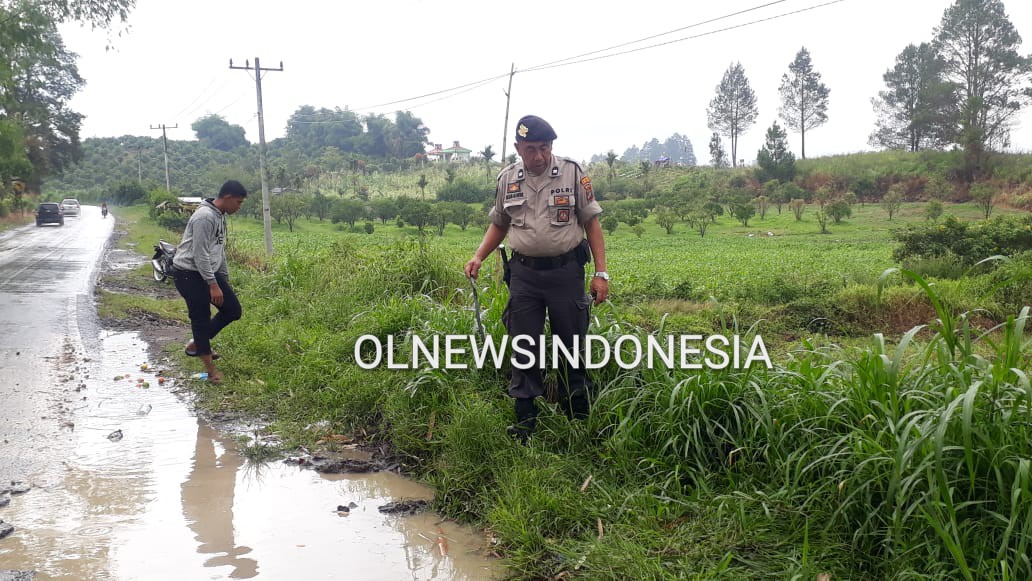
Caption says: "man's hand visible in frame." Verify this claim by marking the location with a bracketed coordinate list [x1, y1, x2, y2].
[589, 277, 608, 304]
[464, 256, 483, 279]
[209, 282, 224, 307]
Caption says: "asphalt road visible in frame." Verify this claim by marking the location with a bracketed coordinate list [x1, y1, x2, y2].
[0, 205, 113, 481]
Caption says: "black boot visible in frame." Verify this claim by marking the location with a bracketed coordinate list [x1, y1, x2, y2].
[506, 398, 537, 444]
[564, 395, 589, 421]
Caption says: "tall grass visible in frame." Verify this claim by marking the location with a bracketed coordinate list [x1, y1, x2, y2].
[153, 213, 1031, 578]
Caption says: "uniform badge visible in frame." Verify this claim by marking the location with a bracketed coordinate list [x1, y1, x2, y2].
[517, 124, 529, 138]
[507, 182, 520, 193]
[580, 176, 594, 201]
[554, 195, 570, 206]
[557, 208, 571, 223]
[551, 166, 559, 177]
[517, 169, 524, 180]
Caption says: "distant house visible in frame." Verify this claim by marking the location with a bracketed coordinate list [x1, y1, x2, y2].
[427, 141, 472, 163]
[426, 143, 445, 162]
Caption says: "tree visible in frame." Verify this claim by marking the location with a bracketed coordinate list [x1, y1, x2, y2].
[271, 193, 307, 232]
[882, 186, 904, 220]
[358, 113, 394, 157]
[331, 198, 367, 228]
[755, 121, 796, 184]
[605, 151, 618, 182]
[23, 0, 135, 29]
[601, 215, 619, 235]
[734, 202, 755, 227]
[934, 0, 1032, 178]
[869, 43, 959, 151]
[370, 197, 398, 224]
[1, 5, 84, 190]
[789, 198, 806, 221]
[309, 191, 332, 221]
[654, 207, 676, 234]
[392, 110, 429, 158]
[417, 173, 429, 199]
[778, 47, 830, 159]
[479, 145, 495, 165]
[191, 114, 247, 151]
[285, 106, 363, 154]
[707, 63, 758, 168]
[969, 181, 995, 219]
[399, 199, 433, 233]
[926, 199, 944, 221]
[639, 161, 651, 193]
[708, 133, 729, 168]
[753, 195, 770, 220]
[826, 199, 852, 224]
[815, 206, 830, 234]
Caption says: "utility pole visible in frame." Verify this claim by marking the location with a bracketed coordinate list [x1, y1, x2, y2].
[500, 63, 516, 166]
[230, 57, 283, 256]
[149, 124, 177, 192]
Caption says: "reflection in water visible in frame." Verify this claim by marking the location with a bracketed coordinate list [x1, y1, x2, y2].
[182, 419, 258, 579]
[0, 325, 502, 580]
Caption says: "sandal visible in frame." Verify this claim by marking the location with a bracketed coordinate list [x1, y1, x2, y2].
[185, 342, 221, 360]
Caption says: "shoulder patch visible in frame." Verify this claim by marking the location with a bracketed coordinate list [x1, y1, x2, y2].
[580, 176, 594, 201]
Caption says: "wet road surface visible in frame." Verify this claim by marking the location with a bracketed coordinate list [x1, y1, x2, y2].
[0, 208, 501, 579]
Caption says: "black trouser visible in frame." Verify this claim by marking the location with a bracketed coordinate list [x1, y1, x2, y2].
[173, 269, 241, 356]
[504, 259, 593, 418]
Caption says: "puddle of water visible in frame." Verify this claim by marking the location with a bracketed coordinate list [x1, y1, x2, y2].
[0, 331, 503, 580]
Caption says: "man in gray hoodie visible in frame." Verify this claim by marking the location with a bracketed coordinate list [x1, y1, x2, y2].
[172, 180, 247, 383]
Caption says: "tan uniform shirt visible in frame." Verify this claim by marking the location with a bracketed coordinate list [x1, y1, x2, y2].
[488, 155, 603, 257]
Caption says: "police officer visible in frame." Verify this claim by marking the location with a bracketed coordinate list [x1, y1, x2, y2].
[464, 115, 609, 442]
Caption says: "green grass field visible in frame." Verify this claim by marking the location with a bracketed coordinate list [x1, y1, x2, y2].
[103, 198, 1031, 580]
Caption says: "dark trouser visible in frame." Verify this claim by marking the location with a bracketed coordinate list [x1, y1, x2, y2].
[504, 259, 593, 423]
[173, 269, 241, 356]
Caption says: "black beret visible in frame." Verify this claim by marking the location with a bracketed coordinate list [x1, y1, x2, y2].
[515, 115, 557, 142]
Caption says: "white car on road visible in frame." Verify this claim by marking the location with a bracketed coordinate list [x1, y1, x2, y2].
[59, 198, 80, 217]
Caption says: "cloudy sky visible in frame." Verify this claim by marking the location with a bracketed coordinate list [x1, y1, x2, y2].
[58, 0, 1032, 164]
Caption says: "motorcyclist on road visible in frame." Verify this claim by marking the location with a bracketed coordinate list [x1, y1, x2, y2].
[101, 202, 108, 218]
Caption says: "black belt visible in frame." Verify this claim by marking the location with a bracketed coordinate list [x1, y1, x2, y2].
[512, 248, 578, 270]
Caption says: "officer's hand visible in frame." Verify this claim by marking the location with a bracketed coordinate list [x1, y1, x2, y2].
[589, 278, 608, 305]
[464, 257, 482, 279]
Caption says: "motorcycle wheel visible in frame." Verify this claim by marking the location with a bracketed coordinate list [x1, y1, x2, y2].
[152, 259, 167, 282]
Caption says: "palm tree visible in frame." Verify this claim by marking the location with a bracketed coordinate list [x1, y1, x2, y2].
[605, 151, 618, 183]
[479, 145, 496, 175]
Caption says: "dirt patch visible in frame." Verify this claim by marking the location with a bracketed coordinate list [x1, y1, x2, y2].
[96, 227, 186, 362]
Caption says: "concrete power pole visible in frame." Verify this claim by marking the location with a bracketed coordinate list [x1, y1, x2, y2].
[230, 57, 283, 256]
[149, 124, 177, 192]
[500, 63, 516, 166]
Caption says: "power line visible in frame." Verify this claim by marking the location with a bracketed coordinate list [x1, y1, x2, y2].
[527, 0, 789, 70]
[522, 0, 848, 74]
[352, 0, 823, 112]
[281, 0, 848, 127]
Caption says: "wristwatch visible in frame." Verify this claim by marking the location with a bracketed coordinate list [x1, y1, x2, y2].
[593, 271, 610, 281]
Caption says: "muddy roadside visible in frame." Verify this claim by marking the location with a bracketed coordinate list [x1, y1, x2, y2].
[95, 225, 415, 478]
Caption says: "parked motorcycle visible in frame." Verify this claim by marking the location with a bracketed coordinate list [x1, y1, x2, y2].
[152, 240, 176, 282]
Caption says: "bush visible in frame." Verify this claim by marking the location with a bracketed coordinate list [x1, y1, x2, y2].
[156, 211, 189, 232]
[436, 178, 492, 203]
[891, 215, 1032, 265]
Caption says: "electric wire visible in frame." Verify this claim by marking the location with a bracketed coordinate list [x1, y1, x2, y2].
[285, 0, 849, 125]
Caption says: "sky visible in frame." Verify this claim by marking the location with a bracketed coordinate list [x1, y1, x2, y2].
[58, 0, 1032, 165]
